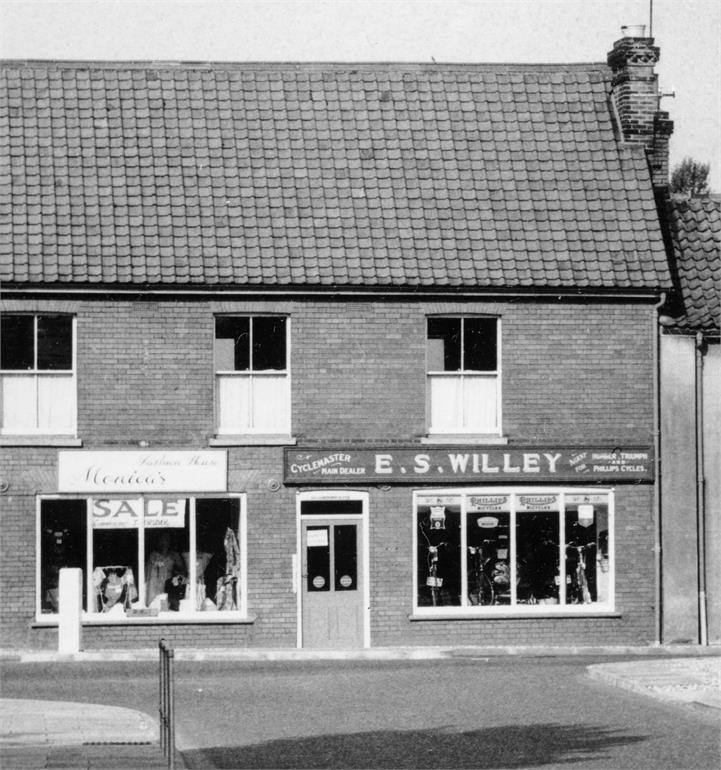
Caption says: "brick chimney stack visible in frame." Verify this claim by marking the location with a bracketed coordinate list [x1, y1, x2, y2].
[607, 26, 674, 191]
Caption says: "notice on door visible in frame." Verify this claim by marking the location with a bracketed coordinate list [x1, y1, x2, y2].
[307, 529, 329, 547]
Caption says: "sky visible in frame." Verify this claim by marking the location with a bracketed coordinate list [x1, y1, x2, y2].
[1, 0, 720, 190]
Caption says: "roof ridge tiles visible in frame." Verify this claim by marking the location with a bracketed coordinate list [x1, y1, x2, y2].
[1, 59, 609, 74]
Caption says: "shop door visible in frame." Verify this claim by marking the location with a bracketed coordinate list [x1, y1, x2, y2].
[301, 519, 364, 648]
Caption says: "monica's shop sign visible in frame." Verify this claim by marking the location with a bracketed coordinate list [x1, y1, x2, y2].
[284, 446, 654, 484]
[58, 450, 227, 493]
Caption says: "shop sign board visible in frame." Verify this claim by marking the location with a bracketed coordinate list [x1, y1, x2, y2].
[468, 494, 511, 513]
[92, 498, 187, 529]
[284, 446, 653, 484]
[92, 498, 142, 529]
[416, 495, 461, 508]
[565, 494, 609, 505]
[58, 451, 227, 493]
[516, 494, 559, 512]
[145, 498, 186, 528]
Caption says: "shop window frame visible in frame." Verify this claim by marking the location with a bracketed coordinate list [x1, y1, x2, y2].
[411, 487, 616, 618]
[425, 315, 502, 438]
[34, 493, 250, 625]
[0, 313, 77, 437]
[213, 314, 292, 439]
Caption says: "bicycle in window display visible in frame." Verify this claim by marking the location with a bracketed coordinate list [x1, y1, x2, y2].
[564, 540, 597, 604]
[418, 518, 447, 607]
[520, 535, 598, 605]
[467, 540, 498, 606]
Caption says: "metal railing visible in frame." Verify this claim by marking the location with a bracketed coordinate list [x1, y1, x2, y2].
[158, 638, 176, 770]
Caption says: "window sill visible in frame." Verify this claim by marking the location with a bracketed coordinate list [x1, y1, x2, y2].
[409, 607, 620, 621]
[33, 612, 257, 627]
[0, 435, 82, 447]
[421, 435, 508, 445]
[209, 435, 297, 446]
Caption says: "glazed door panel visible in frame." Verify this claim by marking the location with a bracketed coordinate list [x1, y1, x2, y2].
[301, 519, 363, 648]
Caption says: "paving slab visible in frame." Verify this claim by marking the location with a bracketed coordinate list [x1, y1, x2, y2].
[587, 656, 721, 710]
[0, 698, 176, 769]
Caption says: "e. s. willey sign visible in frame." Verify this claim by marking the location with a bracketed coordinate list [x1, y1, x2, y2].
[284, 446, 653, 484]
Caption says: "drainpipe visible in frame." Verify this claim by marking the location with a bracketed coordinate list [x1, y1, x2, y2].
[653, 293, 666, 646]
[695, 331, 708, 645]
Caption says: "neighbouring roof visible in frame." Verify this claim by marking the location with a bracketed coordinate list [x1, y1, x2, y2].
[0, 60, 670, 290]
[665, 196, 721, 334]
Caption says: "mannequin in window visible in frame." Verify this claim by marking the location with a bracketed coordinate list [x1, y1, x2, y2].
[145, 531, 185, 607]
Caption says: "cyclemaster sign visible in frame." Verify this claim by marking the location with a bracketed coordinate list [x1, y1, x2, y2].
[284, 447, 653, 484]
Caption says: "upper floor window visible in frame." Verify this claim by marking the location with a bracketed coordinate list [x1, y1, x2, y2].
[426, 317, 500, 435]
[0, 314, 76, 434]
[214, 316, 290, 435]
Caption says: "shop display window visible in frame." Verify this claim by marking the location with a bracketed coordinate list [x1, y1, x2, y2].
[416, 497, 462, 606]
[564, 497, 610, 604]
[426, 316, 500, 435]
[414, 489, 613, 614]
[214, 315, 290, 434]
[194, 498, 242, 611]
[39, 499, 87, 614]
[467, 503, 511, 606]
[37, 495, 245, 621]
[1, 313, 76, 434]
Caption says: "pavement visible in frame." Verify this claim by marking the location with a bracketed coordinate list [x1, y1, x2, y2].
[0, 698, 172, 769]
[587, 655, 721, 711]
[0, 646, 719, 769]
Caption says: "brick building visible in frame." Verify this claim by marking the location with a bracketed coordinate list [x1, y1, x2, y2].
[660, 195, 721, 645]
[1, 31, 675, 650]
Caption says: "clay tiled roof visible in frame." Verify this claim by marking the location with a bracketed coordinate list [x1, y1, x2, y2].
[0, 61, 670, 290]
[665, 196, 721, 333]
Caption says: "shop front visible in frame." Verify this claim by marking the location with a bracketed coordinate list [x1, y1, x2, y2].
[36, 450, 250, 627]
[286, 445, 656, 647]
[14, 443, 656, 650]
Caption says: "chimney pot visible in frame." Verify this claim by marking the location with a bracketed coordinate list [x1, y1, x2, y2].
[621, 24, 647, 37]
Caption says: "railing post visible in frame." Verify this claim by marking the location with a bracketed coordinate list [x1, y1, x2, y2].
[168, 645, 175, 770]
[158, 638, 175, 770]
[159, 639, 165, 755]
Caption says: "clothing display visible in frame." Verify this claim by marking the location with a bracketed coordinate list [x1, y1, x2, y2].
[182, 551, 213, 610]
[215, 528, 240, 611]
[93, 566, 138, 612]
[145, 548, 185, 605]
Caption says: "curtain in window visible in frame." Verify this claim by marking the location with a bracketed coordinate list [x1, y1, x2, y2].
[217, 374, 289, 433]
[429, 375, 497, 433]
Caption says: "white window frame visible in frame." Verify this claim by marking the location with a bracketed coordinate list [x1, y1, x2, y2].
[35, 493, 248, 624]
[0, 314, 77, 436]
[426, 316, 502, 437]
[214, 314, 291, 436]
[412, 486, 615, 617]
